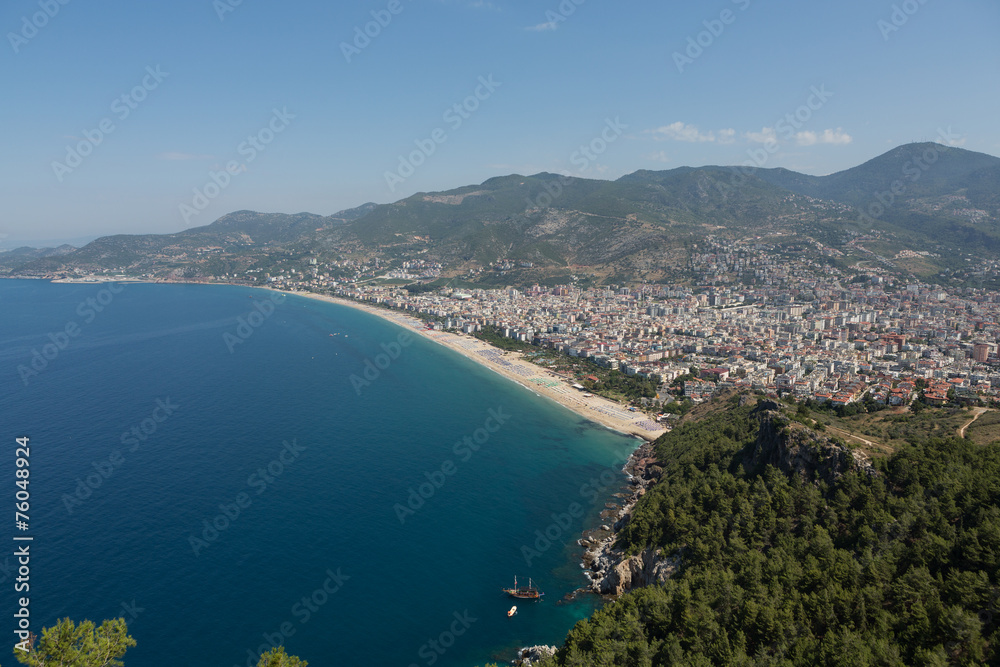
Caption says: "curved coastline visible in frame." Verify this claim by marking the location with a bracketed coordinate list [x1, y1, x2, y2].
[34, 277, 663, 664]
[283, 289, 667, 442]
[40, 276, 663, 442]
[284, 289, 670, 662]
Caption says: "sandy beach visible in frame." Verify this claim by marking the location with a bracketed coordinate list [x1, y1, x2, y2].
[288, 290, 667, 441]
[31, 277, 666, 440]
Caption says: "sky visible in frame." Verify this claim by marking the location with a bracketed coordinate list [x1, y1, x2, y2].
[1, 0, 998, 245]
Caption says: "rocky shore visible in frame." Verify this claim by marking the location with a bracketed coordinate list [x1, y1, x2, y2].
[507, 394, 885, 665]
[573, 397, 879, 602]
[576, 440, 680, 597]
[512, 645, 557, 666]
[505, 442, 673, 665]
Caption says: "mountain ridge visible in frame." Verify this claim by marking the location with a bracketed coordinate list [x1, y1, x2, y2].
[6, 143, 999, 284]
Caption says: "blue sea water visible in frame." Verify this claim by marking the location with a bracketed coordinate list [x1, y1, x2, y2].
[0, 280, 637, 666]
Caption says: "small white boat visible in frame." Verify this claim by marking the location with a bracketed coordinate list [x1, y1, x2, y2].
[507, 606, 517, 617]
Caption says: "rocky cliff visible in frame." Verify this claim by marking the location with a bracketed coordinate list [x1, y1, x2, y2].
[586, 546, 681, 596]
[582, 396, 877, 599]
[745, 400, 877, 482]
[513, 645, 556, 666]
[581, 442, 675, 596]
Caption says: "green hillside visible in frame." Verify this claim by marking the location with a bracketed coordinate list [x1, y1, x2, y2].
[537, 395, 1000, 666]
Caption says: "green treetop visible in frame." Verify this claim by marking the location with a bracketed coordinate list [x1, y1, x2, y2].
[9, 618, 308, 667]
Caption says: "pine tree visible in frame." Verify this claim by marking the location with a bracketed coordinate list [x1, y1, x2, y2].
[12, 618, 134, 667]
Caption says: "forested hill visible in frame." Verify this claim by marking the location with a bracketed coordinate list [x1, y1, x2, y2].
[539, 394, 1000, 666]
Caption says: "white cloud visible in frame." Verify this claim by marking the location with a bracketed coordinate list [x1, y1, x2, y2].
[647, 122, 728, 143]
[525, 21, 557, 31]
[795, 128, 852, 146]
[795, 131, 820, 146]
[647, 123, 853, 148]
[158, 152, 214, 161]
[645, 151, 670, 163]
[745, 127, 778, 144]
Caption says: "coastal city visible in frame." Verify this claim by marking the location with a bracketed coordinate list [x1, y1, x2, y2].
[249, 242, 1000, 417]
[7, 0, 999, 662]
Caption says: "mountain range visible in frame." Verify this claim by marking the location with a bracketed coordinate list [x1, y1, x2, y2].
[5, 143, 999, 285]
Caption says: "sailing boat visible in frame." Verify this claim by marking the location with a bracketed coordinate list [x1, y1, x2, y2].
[502, 576, 544, 600]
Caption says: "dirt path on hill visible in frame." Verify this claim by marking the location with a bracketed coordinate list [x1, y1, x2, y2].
[825, 424, 898, 457]
[958, 407, 989, 438]
[827, 425, 879, 449]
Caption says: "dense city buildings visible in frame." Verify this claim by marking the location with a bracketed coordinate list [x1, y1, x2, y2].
[261, 238, 1000, 411]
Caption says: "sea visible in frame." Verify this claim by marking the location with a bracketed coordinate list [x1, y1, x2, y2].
[0, 279, 639, 667]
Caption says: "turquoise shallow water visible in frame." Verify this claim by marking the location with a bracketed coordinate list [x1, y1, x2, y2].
[0, 280, 637, 666]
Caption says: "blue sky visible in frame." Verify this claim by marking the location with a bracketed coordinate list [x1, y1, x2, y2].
[1, 0, 998, 244]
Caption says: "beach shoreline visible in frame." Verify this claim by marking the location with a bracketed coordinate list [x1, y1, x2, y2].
[20, 276, 666, 440]
[18, 276, 665, 662]
[284, 290, 667, 442]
